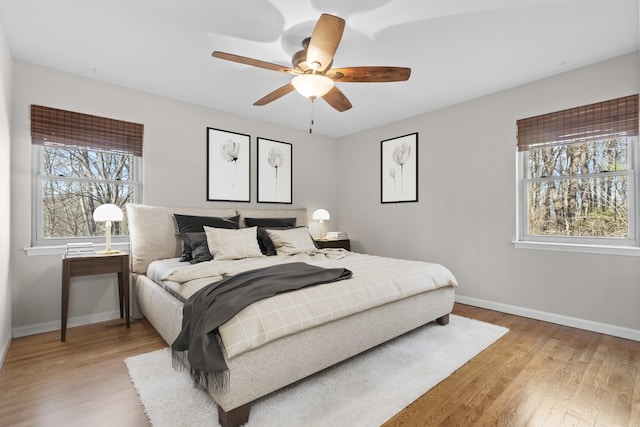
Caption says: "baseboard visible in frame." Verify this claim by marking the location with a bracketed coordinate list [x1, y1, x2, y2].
[12, 310, 121, 338]
[455, 295, 640, 342]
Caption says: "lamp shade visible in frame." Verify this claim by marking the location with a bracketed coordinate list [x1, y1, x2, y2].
[292, 74, 335, 99]
[93, 204, 123, 222]
[312, 209, 330, 221]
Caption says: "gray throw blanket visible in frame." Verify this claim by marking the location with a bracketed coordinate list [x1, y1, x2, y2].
[171, 262, 353, 392]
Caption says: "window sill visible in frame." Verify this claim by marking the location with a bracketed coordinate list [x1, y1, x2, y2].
[24, 241, 130, 257]
[512, 240, 640, 257]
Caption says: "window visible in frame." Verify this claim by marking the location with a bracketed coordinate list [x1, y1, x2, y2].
[31, 105, 143, 247]
[516, 94, 639, 249]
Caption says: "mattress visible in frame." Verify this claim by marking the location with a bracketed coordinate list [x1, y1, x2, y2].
[146, 250, 458, 359]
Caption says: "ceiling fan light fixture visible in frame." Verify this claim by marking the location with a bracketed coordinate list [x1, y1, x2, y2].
[291, 74, 334, 99]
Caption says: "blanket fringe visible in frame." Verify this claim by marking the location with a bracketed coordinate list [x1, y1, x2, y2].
[172, 349, 230, 394]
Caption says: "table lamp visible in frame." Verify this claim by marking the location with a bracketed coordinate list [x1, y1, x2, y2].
[312, 208, 330, 240]
[93, 203, 123, 253]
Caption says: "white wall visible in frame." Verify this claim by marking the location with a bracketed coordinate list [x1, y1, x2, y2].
[0, 21, 12, 364]
[337, 52, 640, 337]
[10, 62, 339, 334]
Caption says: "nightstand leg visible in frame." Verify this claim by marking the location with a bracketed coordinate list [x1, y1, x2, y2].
[120, 256, 130, 328]
[123, 271, 130, 328]
[61, 259, 70, 342]
[117, 273, 124, 318]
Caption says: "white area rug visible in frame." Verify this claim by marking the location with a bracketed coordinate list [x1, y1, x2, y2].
[124, 314, 508, 427]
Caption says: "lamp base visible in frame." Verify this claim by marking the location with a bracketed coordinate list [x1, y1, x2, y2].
[96, 249, 123, 255]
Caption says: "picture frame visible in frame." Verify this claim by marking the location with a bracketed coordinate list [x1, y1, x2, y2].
[257, 137, 292, 204]
[206, 127, 251, 202]
[381, 132, 418, 203]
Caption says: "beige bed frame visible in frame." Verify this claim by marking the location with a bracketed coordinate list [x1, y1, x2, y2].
[126, 204, 455, 427]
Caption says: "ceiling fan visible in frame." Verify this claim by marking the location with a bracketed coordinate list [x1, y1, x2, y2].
[212, 13, 411, 113]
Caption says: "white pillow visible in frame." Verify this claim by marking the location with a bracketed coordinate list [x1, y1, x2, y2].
[266, 227, 317, 255]
[203, 226, 263, 260]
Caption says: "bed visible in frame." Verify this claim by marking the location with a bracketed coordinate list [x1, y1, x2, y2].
[126, 203, 457, 427]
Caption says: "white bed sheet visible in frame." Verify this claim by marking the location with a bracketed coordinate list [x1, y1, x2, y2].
[146, 257, 187, 301]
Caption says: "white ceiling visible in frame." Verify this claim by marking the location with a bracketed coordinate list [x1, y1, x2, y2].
[0, 0, 638, 137]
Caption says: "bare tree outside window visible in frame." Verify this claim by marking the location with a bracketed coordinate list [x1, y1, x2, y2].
[40, 146, 135, 239]
[525, 138, 630, 238]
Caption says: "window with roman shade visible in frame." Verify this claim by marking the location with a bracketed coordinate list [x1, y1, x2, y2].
[516, 94, 639, 250]
[30, 105, 144, 247]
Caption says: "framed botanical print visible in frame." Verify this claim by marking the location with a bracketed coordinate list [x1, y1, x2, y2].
[381, 132, 418, 203]
[206, 127, 251, 202]
[257, 137, 292, 204]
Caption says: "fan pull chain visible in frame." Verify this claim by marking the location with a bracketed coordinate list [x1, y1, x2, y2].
[309, 98, 316, 134]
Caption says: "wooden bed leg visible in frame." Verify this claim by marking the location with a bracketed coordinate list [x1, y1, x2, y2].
[217, 403, 251, 427]
[436, 313, 450, 325]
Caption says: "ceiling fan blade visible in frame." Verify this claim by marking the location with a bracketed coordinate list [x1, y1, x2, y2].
[322, 86, 352, 112]
[212, 51, 296, 74]
[328, 66, 411, 82]
[253, 83, 296, 106]
[306, 14, 345, 72]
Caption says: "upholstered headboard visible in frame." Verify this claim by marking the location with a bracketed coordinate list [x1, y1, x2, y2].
[125, 203, 308, 274]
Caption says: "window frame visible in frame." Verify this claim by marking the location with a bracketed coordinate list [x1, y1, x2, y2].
[30, 144, 143, 248]
[517, 137, 639, 249]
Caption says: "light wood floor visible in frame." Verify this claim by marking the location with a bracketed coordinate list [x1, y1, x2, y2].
[1, 304, 638, 427]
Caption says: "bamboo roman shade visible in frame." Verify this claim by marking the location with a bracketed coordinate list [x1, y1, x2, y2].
[516, 94, 638, 151]
[30, 105, 144, 156]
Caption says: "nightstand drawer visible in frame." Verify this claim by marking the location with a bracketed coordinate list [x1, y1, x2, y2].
[315, 239, 350, 250]
[67, 255, 123, 276]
